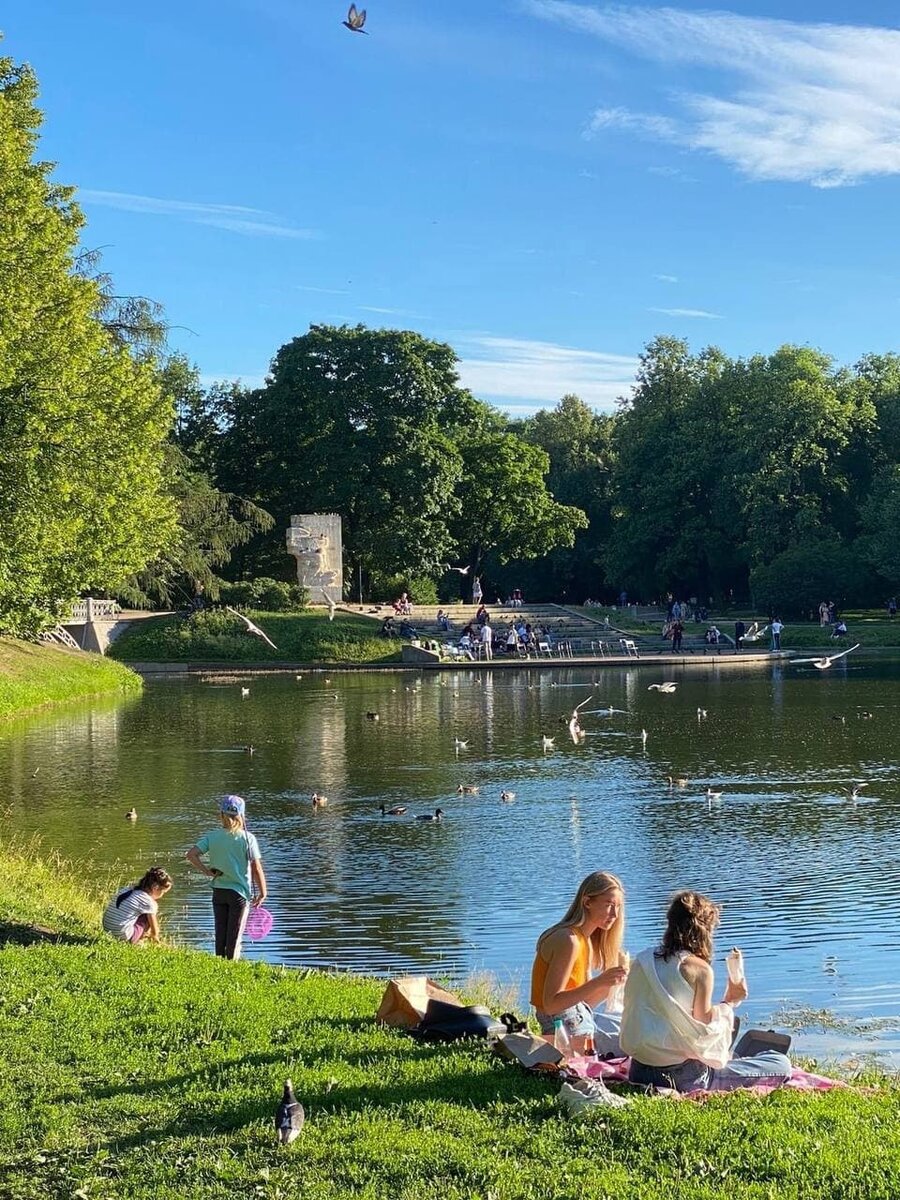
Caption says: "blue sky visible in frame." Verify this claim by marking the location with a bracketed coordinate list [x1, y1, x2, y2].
[4, 1, 900, 412]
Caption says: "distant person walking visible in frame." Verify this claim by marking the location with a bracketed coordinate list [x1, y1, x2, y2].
[481, 617, 493, 660]
[186, 795, 267, 961]
[734, 620, 746, 652]
[771, 617, 784, 652]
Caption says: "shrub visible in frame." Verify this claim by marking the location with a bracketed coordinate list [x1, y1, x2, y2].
[750, 543, 875, 618]
[220, 578, 309, 612]
[370, 573, 439, 606]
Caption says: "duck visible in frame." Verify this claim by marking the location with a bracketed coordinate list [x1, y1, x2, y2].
[366, 711, 380, 721]
[416, 808, 444, 822]
[457, 784, 479, 794]
[500, 790, 516, 803]
[667, 775, 689, 788]
[312, 793, 329, 810]
[125, 808, 138, 821]
[380, 803, 407, 816]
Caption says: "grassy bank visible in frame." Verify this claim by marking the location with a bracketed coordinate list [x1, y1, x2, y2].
[2, 847, 900, 1198]
[108, 610, 401, 665]
[0, 638, 142, 720]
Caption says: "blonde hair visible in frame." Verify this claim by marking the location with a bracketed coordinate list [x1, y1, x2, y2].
[538, 871, 625, 971]
[220, 812, 245, 833]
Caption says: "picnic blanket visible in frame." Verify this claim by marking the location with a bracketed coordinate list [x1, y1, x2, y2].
[566, 1055, 846, 1097]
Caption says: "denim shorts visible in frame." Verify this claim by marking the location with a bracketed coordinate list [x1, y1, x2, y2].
[535, 1000, 595, 1038]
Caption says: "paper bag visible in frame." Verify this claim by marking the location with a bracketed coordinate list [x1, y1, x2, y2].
[493, 1031, 564, 1070]
[375, 976, 462, 1028]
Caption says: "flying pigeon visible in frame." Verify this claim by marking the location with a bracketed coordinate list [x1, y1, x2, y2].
[343, 4, 368, 33]
[275, 1080, 305, 1144]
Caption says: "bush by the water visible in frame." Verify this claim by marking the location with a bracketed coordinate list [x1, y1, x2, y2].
[109, 609, 401, 663]
[220, 577, 309, 612]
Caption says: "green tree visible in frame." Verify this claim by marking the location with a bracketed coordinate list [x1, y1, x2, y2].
[856, 466, 900, 591]
[0, 58, 176, 634]
[216, 325, 472, 589]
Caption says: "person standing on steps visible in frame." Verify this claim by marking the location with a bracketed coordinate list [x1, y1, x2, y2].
[186, 795, 267, 961]
[480, 615, 493, 660]
[472, 575, 483, 606]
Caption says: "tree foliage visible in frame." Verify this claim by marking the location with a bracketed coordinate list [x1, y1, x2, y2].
[0, 58, 176, 634]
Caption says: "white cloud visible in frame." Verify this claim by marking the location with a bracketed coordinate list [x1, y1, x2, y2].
[525, 2, 900, 187]
[359, 305, 425, 318]
[650, 307, 722, 319]
[456, 335, 639, 411]
[79, 190, 318, 238]
[654, 273, 678, 283]
[296, 285, 350, 295]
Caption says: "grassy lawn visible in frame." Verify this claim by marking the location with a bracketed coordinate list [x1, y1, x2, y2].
[108, 610, 402, 665]
[1, 843, 899, 1199]
[0, 638, 142, 720]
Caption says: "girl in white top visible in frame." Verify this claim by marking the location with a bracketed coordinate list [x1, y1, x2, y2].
[102, 866, 172, 944]
[621, 890, 791, 1092]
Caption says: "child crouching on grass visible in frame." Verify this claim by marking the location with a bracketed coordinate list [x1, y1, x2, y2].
[102, 866, 172, 944]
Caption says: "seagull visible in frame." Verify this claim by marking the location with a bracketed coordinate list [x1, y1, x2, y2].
[381, 803, 407, 816]
[441, 564, 471, 575]
[243, 745, 255, 755]
[641, 728, 648, 747]
[706, 787, 723, 799]
[500, 790, 516, 802]
[791, 644, 860, 670]
[312, 793, 329, 810]
[240, 687, 250, 698]
[226, 607, 279, 651]
[322, 588, 337, 621]
[416, 808, 444, 822]
[846, 782, 869, 801]
[126, 808, 138, 821]
[541, 734, 556, 750]
[648, 682, 678, 693]
[342, 3, 368, 33]
[454, 739, 469, 750]
[697, 708, 708, 719]
[275, 1080, 305, 1145]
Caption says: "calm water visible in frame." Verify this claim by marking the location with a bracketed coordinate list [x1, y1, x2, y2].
[3, 658, 900, 1059]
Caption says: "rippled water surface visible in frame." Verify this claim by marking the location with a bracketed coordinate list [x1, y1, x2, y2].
[4, 657, 900, 1059]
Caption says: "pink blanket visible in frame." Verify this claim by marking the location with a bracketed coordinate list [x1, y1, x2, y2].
[567, 1055, 846, 1097]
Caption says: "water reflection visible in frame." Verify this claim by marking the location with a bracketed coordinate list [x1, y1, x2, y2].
[2, 658, 900, 1056]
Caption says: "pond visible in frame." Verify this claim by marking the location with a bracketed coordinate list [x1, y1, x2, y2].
[3, 658, 900, 1060]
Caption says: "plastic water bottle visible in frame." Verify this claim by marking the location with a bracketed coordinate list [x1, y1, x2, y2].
[553, 1018, 572, 1059]
[726, 947, 745, 984]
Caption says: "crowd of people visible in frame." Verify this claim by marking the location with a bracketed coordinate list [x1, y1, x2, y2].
[532, 871, 792, 1093]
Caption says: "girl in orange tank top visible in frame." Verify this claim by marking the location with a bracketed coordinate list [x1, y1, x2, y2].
[530, 871, 628, 1053]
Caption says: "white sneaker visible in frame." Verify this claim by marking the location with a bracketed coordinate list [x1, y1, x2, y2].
[558, 1077, 630, 1115]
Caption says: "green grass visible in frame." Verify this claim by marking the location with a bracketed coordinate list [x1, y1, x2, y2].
[0, 638, 142, 720]
[108, 610, 402, 665]
[1, 846, 900, 1198]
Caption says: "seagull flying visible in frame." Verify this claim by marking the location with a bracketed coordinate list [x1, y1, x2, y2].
[322, 588, 337, 621]
[846, 781, 869, 801]
[441, 563, 471, 575]
[226, 607, 279, 651]
[791, 644, 860, 670]
[648, 682, 678, 693]
[541, 734, 556, 750]
[275, 1080, 305, 1145]
[342, 4, 368, 33]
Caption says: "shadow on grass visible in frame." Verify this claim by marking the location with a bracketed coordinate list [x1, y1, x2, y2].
[0, 921, 91, 948]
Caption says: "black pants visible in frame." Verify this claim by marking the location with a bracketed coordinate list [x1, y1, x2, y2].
[212, 887, 249, 960]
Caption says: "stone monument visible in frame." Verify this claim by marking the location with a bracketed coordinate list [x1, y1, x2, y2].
[286, 514, 343, 605]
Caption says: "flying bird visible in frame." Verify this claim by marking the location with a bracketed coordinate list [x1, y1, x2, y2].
[791, 644, 860, 670]
[846, 782, 869, 801]
[706, 787, 723, 800]
[342, 4, 368, 33]
[541, 734, 556, 750]
[648, 682, 678, 693]
[454, 738, 469, 750]
[226, 607, 279, 651]
[440, 563, 471, 575]
[641, 728, 648, 747]
[322, 589, 337, 621]
[275, 1080, 305, 1145]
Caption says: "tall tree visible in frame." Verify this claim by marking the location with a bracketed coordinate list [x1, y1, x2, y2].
[0, 57, 176, 634]
[216, 325, 472, 588]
